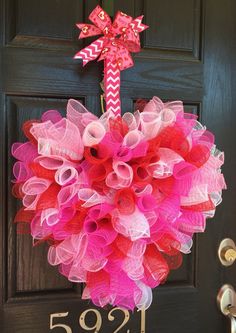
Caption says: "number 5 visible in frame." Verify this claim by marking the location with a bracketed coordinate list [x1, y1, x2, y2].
[50, 312, 72, 333]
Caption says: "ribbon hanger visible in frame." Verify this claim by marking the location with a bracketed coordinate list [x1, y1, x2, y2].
[74, 5, 148, 117]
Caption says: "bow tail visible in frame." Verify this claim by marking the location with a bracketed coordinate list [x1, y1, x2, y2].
[74, 38, 104, 66]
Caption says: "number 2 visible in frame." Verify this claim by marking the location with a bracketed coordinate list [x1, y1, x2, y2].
[50, 312, 72, 333]
[108, 307, 130, 333]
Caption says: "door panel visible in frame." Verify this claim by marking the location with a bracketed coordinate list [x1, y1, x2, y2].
[144, 0, 202, 59]
[1, 0, 235, 332]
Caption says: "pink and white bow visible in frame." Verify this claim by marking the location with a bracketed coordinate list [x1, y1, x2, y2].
[74, 5, 148, 116]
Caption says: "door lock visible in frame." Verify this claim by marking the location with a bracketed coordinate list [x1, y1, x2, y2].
[218, 239, 236, 266]
[217, 285, 236, 333]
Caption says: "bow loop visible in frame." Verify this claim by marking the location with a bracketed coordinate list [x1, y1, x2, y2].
[98, 43, 134, 71]
[122, 30, 141, 53]
[89, 5, 112, 31]
[112, 11, 133, 34]
[114, 45, 134, 70]
[77, 24, 102, 39]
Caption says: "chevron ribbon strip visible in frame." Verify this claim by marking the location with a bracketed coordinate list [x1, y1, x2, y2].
[104, 59, 121, 116]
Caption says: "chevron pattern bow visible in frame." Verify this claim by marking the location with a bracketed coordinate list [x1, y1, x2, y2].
[74, 5, 148, 116]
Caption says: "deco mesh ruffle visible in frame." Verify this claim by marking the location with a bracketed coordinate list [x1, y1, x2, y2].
[12, 97, 226, 310]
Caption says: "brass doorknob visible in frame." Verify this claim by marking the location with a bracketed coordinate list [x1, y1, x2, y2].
[218, 239, 236, 266]
[217, 285, 236, 333]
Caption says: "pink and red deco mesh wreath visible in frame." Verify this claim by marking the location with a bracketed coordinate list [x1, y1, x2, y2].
[11, 6, 226, 311]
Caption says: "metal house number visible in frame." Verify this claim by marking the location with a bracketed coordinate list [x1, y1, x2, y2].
[50, 308, 146, 333]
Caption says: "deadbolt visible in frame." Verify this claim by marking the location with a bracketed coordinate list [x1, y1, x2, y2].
[218, 239, 236, 266]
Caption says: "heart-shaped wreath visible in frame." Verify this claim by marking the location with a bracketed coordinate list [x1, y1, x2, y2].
[11, 6, 226, 310]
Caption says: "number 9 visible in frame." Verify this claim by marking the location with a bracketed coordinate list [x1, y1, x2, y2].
[79, 309, 102, 333]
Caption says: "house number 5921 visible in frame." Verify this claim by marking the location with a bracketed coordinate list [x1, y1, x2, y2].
[49, 308, 146, 333]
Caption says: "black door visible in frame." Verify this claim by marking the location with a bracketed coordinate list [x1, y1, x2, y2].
[1, 0, 236, 332]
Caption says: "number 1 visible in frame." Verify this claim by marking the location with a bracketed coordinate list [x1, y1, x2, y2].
[138, 308, 146, 333]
